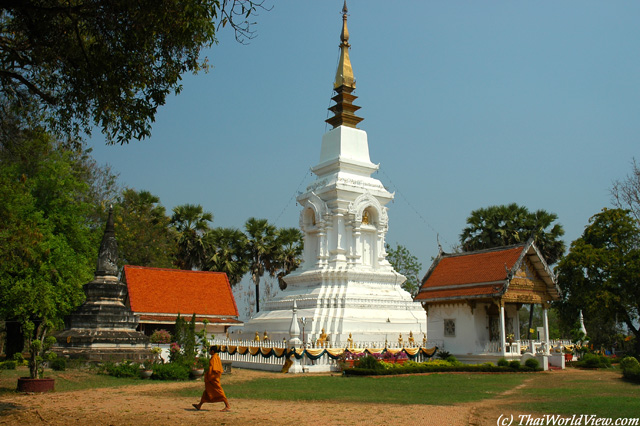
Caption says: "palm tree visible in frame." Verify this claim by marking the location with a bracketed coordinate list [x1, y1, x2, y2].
[203, 227, 249, 286]
[244, 218, 278, 313]
[460, 203, 565, 264]
[171, 204, 213, 270]
[273, 227, 304, 290]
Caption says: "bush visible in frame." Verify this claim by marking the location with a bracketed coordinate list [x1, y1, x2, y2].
[576, 353, 611, 369]
[150, 329, 172, 344]
[436, 350, 451, 360]
[620, 356, 639, 371]
[12, 353, 25, 365]
[620, 356, 640, 384]
[497, 358, 509, 367]
[0, 360, 17, 370]
[99, 361, 141, 378]
[356, 355, 382, 370]
[509, 360, 521, 370]
[445, 355, 460, 365]
[151, 362, 190, 380]
[50, 357, 67, 371]
[525, 358, 540, 370]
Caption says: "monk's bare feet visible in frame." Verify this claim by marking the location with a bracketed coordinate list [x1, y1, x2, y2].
[220, 407, 231, 412]
[192, 403, 201, 411]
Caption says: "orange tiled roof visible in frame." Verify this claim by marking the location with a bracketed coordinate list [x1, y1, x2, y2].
[137, 315, 243, 325]
[415, 245, 525, 301]
[124, 266, 239, 318]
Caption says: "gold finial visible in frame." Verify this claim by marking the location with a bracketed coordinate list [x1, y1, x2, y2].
[334, 1, 355, 90]
[326, 1, 363, 129]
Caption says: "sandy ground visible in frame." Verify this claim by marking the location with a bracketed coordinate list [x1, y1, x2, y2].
[0, 368, 594, 426]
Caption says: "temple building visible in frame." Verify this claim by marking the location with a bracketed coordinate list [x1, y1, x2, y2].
[238, 3, 425, 346]
[415, 239, 564, 369]
[123, 266, 242, 337]
[55, 208, 149, 361]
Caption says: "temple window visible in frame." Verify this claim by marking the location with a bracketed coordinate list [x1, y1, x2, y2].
[444, 319, 456, 337]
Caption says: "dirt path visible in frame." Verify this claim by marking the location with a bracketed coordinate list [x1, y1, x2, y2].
[0, 369, 586, 426]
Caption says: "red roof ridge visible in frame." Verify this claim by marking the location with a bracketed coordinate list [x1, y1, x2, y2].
[124, 265, 228, 275]
[439, 242, 528, 258]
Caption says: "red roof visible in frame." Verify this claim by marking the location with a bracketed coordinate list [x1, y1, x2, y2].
[415, 245, 524, 301]
[124, 266, 239, 318]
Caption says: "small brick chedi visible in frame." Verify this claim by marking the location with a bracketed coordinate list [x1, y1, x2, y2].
[55, 208, 149, 361]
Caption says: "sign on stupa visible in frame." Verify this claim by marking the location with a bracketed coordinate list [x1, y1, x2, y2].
[240, 3, 425, 345]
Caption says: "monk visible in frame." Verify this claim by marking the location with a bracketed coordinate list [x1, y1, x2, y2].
[192, 345, 231, 412]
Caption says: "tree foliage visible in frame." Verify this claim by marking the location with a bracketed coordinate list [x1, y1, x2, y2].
[171, 204, 213, 270]
[274, 227, 304, 291]
[385, 243, 422, 296]
[1, 0, 267, 144]
[612, 158, 640, 222]
[460, 203, 565, 265]
[244, 218, 277, 313]
[555, 208, 640, 355]
[114, 189, 177, 268]
[0, 125, 98, 362]
[204, 227, 249, 286]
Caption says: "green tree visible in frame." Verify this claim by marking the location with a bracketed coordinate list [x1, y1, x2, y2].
[611, 158, 640, 222]
[204, 227, 249, 286]
[0, 128, 96, 370]
[113, 189, 176, 268]
[171, 204, 213, 270]
[385, 243, 422, 296]
[555, 208, 640, 355]
[460, 203, 565, 265]
[244, 218, 278, 313]
[273, 227, 304, 291]
[1, 0, 267, 144]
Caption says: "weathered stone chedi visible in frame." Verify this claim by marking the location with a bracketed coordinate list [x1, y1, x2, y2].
[55, 208, 149, 361]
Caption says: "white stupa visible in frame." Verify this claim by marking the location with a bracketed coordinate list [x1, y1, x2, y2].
[240, 3, 425, 345]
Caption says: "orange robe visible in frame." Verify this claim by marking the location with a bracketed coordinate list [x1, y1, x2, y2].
[201, 353, 227, 403]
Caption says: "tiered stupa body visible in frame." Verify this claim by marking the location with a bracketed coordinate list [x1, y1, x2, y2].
[55, 208, 149, 361]
[241, 4, 425, 345]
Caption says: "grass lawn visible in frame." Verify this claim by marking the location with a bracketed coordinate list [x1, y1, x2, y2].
[178, 372, 529, 405]
[0, 366, 148, 395]
[515, 368, 640, 419]
[3, 365, 639, 419]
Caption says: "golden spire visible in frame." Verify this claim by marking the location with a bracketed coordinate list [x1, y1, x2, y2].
[334, 1, 355, 89]
[326, 1, 363, 129]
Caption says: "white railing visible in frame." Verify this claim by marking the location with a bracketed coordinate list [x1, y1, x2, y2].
[479, 339, 573, 355]
[211, 338, 441, 373]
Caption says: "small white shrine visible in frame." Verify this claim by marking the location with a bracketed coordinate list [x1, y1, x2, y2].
[415, 239, 565, 369]
[240, 4, 425, 346]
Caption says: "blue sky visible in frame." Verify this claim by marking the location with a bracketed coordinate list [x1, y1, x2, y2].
[87, 1, 639, 294]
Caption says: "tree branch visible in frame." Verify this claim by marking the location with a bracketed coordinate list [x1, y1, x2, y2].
[0, 69, 57, 104]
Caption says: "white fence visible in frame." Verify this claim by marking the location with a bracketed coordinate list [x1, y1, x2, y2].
[211, 339, 441, 373]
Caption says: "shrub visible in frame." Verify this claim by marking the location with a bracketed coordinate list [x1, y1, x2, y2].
[151, 362, 190, 380]
[436, 350, 451, 360]
[12, 353, 25, 365]
[509, 360, 521, 370]
[445, 355, 460, 365]
[0, 360, 17, 370]
[356, 355, 382, 370]
[50, 357, 67, 371]
[497, 358, 509, 367]
[620, 356, 639, 371]
[150, 329, 172, 344]
[620, 356, 640, 384]
[99, 361, 141, 378]
[525, 358, 540, 370]
[575, 353, 611, 369]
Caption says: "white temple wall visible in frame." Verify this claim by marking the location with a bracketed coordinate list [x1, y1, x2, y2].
[427, 302, 523, 355]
